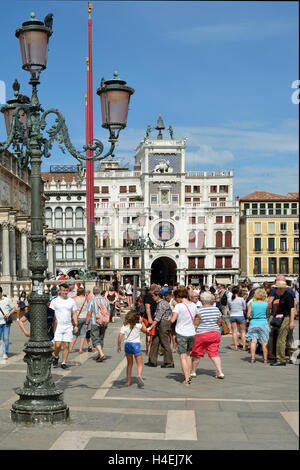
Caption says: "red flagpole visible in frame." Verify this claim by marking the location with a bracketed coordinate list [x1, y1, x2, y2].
[85, 88, 89, 236]
[86, 2, 95, 269]
[88, 4, 94, 225]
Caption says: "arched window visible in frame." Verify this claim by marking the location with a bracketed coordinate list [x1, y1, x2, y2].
[55, 239, 63, 259]
[103, 232, 110, 248]
[216, 231, 223, 248]
[65, 239, 74, 259]
[54, 208, 63, 229]
[225, 231, 232, 248]
[189, 231, 196, 248]
[45, 208, 52, 228]
[76, 239, 84, 259]
[197, 231, 205, 249]
[65, 207, 73, 229]
[95, 234, 100, 249]
[75, 207, 84, 228]
[123, 230, 138, 248]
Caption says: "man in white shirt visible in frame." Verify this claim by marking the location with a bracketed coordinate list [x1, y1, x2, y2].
[0, 286, 17, 359]
[50, 283, 78, 369]
[190, 291, 202, 314]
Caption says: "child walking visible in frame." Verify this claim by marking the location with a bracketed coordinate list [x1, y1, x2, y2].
[117, 310, 147, 387]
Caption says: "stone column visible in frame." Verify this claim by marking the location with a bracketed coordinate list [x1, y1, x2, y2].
[1, 222, 11, 279]
[20, 228, 29, 278]
[9, 224, 17, 280]
[47, 239, 55, 276]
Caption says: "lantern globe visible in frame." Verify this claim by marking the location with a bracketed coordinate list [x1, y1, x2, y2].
[1, 99, 27, 137]
[15, 12, 52, 73]
[97, 71, 134, 133]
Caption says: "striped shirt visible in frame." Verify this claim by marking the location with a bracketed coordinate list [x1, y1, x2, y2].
[228, 297, 246, 318]
[196, 306, 221, 334]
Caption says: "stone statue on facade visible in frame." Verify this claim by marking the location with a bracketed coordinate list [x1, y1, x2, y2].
[168, 125, 174, 139]
[145, 125, 152, 139]
[153, 159, 173, 173]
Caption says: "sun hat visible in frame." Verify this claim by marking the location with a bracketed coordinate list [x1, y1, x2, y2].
[272, 280, 288, 289]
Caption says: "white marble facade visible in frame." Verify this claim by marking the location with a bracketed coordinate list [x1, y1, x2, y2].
[41, 165, 86, 277]
[0, 150, 32, 284]
[92, 120, 240, 286]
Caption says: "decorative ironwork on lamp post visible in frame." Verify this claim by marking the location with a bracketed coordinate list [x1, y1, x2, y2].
[127, 231, 165, 294]
[0, 12, 134, 425]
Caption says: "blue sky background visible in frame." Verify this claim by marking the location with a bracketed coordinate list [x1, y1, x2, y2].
[0, 0, 298, 197]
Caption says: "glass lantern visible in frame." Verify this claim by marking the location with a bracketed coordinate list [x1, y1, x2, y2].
[97, 71, 134, 134]
[15, 12, 52, 73]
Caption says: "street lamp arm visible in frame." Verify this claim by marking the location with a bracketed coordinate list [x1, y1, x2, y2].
[0, 103, 31, 169]
[40, 108, 116, 162]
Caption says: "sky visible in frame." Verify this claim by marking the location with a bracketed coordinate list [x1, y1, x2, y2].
[0, 0, 298, 197]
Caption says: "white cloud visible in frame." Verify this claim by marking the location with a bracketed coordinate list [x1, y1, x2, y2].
[186, 145, 235, 166]
[176, 125, 298, 153]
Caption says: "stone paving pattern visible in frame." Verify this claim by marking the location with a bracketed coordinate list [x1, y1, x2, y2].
[0, 317, 298, 450]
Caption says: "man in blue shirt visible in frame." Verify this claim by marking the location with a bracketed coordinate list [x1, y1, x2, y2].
[161, 284, 169, 295]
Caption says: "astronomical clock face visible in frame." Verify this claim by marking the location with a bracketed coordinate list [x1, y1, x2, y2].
[153, 221, 175, 241]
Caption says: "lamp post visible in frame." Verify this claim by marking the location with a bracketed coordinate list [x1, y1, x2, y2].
[0, 12, 134, 425]
[128, 230, 165, 295]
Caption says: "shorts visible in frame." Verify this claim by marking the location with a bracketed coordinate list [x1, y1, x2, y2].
[143, 317, 156, 336]
[91, 324, 106, 348]
[230, 316, 245, 324]
[125, 342, 142, 356]
[54, 325, 73, 343]
[73, 318, 86, 338]
[176, 333, 196, 354]
[191, 331, 220, 358]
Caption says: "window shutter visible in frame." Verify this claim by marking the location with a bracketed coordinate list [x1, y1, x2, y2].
[216, 231, 223, 248]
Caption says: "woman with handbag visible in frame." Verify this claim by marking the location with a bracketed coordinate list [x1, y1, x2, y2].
[245, 288, 270, 363]
[69, 287, 90, 353]
[169, 287, 200, 385]
[85, 287, 110, 362]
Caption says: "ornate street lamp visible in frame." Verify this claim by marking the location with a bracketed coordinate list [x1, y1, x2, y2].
[0, 12, 134, 425]
[127, 226, 165, 295]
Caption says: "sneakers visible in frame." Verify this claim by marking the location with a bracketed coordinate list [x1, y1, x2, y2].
[61, 363, 69, 370]
[137, 376, 144, 388]
[145, 361, 157, 367]
[2, 354, 8, 360]
[52, 356, 59, 367]
[160, 363, 175, 368]
[181, 377, 192, 385]
[190, 372, 197, 378]
[216, 373, 225, 379]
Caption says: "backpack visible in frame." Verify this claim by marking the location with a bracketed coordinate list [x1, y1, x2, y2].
[136, 295, 145, 315]
[94, 297, 110, 326]
[220, 292, 228, 306]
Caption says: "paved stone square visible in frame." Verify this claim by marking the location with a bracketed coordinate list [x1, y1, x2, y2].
[0, 318, 298, 451]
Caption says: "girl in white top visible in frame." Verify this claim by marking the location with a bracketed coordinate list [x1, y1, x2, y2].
[118, 310, 147, 387]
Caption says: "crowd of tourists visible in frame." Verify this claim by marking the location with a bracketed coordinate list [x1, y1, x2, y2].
[0, 273, 298, 387]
